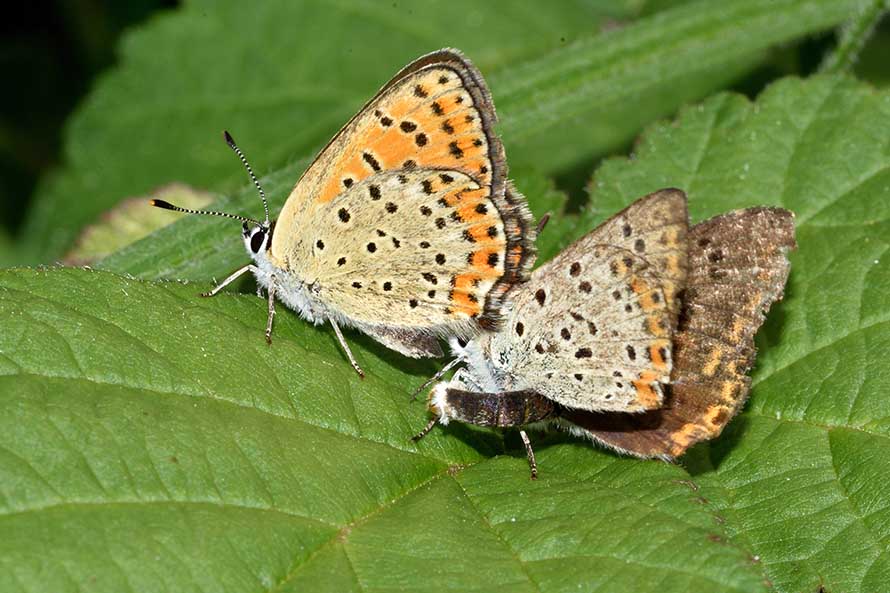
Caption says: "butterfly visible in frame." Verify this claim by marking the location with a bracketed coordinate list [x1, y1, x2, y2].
[413, 189, 796, 478]
[151, 49, 537, 377]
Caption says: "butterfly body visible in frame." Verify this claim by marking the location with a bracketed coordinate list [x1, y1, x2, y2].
[249, 246, 323, 324]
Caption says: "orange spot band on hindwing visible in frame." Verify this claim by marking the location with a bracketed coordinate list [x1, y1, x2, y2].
[469, 248, 504, 273]
[631, 380, 660, 408]
[649, 343, 669, 371]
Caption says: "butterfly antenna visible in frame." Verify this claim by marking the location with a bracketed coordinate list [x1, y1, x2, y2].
[224, 130, 270, 225]
[149, 199, 262, 226]
[535, 212, 550, 235]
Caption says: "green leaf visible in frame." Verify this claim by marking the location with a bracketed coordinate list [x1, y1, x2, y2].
[583, 74, 890, 593]
[4, 73, 889, 592]
[513, 170, 576, 266]
[16, 0, 864, 264]
[0, 267, 763, 593]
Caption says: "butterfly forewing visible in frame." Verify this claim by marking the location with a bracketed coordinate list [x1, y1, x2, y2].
[270, 49, 534, 348]
[476, 190, 690, 412]
[590, 189, 689, 327]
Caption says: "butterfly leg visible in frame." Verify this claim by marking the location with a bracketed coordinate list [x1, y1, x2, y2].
[327, 317, 366, 379]
[411, 417, 438, 442]
[264, 278, 277, 344]
[201, 264, 257, 297]
[450, 367, 484, 392]
[409, 357, 462, 402]
[519, 429, 538, 480]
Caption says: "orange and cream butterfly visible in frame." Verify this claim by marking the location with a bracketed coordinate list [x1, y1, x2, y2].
[151, 49, 537, 377]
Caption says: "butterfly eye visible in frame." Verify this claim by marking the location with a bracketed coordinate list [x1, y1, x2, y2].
[250, 229, 266, 253]
[456, 338, 468, 348]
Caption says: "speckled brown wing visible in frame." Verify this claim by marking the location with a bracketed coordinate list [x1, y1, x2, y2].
[560, 207, 796, 458]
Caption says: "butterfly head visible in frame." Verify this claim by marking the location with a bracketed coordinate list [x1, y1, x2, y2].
[445, 335, 505, 392]
[242, 220, 274, 256]
[149, 130, 274, 256]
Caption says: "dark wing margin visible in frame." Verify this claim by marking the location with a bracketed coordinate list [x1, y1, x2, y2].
[478, 180, 537, 330]
[360, 324, 444, 358]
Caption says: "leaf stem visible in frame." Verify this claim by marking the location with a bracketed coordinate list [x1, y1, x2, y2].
[820, 0, 889, 74]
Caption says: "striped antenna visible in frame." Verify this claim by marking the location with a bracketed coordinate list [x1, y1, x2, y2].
[224, 130, 270, 225]
[149, 199, 262, 226]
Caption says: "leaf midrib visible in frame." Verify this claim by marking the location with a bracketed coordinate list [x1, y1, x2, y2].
[266, 467, 450, 593]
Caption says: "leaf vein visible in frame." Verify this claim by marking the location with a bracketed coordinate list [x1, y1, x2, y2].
[451, 475, 544, 593]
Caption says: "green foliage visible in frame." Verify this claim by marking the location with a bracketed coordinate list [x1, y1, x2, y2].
[2, 1, 889, 592]
[4, 73, 889, 592]
[17, 0, 864, 264]
[820, 0, 889, 73]
[0, 269, 762, 593]
[587, 74, 890, 593]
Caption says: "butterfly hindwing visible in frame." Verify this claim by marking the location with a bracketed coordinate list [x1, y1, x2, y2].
[561, 207, 796, 457]
[304, 170, 510, 339]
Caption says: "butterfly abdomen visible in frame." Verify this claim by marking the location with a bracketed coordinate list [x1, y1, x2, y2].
[435, 386, 556, 428]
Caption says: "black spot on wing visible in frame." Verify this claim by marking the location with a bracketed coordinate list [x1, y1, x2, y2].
[362, 152, 381, 172]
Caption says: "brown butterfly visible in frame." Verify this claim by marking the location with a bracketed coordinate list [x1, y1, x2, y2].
[414, 189, 796, 478]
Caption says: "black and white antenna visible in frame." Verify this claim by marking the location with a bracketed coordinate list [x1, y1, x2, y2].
[149, 199, 262, 226]
[224, 130, 270, 226]
[149, 130, 271, 227]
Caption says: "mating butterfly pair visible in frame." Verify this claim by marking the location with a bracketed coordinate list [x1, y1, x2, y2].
[154, 49, 795, 478]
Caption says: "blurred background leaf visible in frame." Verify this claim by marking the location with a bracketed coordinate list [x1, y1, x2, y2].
[2, 0, 883, 265]
[62, 183, 214, 265]
[0, 1, 176, 247]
